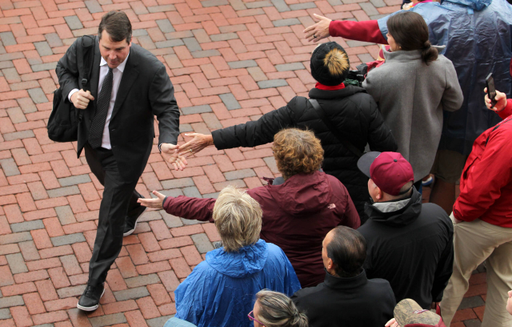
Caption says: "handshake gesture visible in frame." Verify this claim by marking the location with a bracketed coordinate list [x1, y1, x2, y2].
[161, 133, 214, 171]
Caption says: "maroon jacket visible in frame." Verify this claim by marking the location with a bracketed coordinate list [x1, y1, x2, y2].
[162, 171, 360, 287]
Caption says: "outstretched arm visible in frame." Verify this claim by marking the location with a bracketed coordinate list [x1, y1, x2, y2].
[304, 14, 387, 44]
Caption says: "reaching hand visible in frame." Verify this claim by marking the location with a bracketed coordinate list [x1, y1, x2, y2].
[71, 89, 94, 109]
[137, 190, 167, 209]
[160, 143, 188, 171]
[385, 318, 400, 327]
[303, 14, 332, 43]
[178, 133, 214, 157]
[484, 87, 507, 112]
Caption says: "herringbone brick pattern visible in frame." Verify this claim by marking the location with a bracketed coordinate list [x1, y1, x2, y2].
[0, 0, 485, 326]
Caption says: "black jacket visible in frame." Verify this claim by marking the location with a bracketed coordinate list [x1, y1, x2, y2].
[358, 188, 454, 308]
[56, 36, 180, 181]
[291, 269, 395, 327]
[212, 86, 397, 222]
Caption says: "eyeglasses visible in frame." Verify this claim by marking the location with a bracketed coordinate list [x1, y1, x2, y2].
[248, 310, 264, 325]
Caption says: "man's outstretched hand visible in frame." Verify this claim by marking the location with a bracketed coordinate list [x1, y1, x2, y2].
[160, 143, 188, 171]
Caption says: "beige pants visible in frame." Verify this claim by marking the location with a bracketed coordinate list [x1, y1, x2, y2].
[440, 219, 512, 327]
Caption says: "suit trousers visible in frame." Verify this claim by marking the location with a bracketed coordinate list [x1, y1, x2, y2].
[84, 144, 140, 286]
[440, 219, 512, 327]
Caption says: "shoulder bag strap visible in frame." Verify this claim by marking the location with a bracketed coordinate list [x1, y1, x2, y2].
[309, 98, 364, 158]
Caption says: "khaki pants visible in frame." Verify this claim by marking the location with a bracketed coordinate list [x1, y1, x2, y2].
[440, 219, 512, 327]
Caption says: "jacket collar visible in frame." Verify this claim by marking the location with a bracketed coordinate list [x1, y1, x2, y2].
[324, 269, 368, 290]
[364, 187, 423, 226]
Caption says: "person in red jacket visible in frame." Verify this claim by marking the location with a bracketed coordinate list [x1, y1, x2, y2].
[139, 128, 360, 288]
[439, 88, 512, 327]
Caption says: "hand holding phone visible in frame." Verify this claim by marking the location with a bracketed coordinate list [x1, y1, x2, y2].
[486, 73, 497, 107]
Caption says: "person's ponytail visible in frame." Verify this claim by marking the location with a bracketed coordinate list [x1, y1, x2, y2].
[421, 40, 438, 64]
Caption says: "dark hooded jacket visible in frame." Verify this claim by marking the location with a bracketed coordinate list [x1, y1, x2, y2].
[357, 188, 454, 308]
[212, 86, 397, 222]
[162, 171, 360, 287]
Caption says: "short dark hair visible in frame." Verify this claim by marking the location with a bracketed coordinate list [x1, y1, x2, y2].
[326, 226, 366, 278]
[387, 11, 438, 64]
[98, 11, 132, 43]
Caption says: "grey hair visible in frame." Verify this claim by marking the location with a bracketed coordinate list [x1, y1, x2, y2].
[213, 186, 262, 252]
[255, 290, 308, 327]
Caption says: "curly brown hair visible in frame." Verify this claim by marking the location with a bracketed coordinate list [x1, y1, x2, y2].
[272, 128, 324, 180]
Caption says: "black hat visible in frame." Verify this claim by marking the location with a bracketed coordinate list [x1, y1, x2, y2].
[310, 42, 349, 86]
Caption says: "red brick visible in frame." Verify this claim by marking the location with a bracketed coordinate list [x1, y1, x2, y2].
[71, 242, 92, 263]
[3, 204, 24, 223]
[44, 297, 77, 312]
[39, 245, 74, 259]
[136, 296, 160, 319]
[31, 229, 53, 249]
[149, 220, 173, 240]
[115, 256, 138, 278]
[452, 308, 477, 323]
[48, 267, 71, 289]
[169, 257, 192, 278]
[0, 265, 14, 286]
[138, 232, 161, 253]
[105, 268, 128, 292]
[158, 270, 180, 292]
[14, 269, 49, 283]
[159, 236, 194, 249]
[31, 310, 68, 325]
[158, 302, 177, 316]
[147, 283, 172, 306]
[170, 225, 204, 237]
[67, 194, 89, 213]
[136, 261, 171, 275]
[147, 249, 182, 262]
[10, 306, 34, 327]
[24, 208, 56, 221]
[1, 282, 37, 296]
[23, 292, 46, 315]
[102, 300, 138, 315]
[180, 245, 203, 266]
[26, 258, 61, 271]
[43, 217, 65, 237]
[124, 310, 149, 327]
[202, 223, 221, 242]
[126, 244, 150, 265]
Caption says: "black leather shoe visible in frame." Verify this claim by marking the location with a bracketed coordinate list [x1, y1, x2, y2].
[123, 202, 146, 237]
[77, 284, 105, 311]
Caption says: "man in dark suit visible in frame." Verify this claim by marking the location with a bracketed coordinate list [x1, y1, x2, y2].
[56, 11, 181, 311]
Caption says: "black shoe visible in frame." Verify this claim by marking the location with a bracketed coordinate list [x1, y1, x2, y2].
[77, 284, 105, 311]
[123, 203, 146, 237]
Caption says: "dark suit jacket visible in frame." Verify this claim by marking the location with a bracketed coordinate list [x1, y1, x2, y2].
[56, 36, 180, 181]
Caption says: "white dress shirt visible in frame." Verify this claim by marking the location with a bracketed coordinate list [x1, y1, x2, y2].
[68, 53, 129, 150]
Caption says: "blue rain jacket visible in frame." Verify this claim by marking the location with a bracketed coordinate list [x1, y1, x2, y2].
[378, 0, 512, 155]
[174, 239, 301, 327]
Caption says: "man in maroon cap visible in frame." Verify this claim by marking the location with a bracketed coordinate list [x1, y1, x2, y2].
[357, 152, 454, 309]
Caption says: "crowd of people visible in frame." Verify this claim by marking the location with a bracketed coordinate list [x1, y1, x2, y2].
[54, 1, 512, 327]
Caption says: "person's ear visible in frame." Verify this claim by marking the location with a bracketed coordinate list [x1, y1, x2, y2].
[326, 257, 334, 271]
[374, 185, 383, 201]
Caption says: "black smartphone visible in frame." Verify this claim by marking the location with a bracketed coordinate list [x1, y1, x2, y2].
[486, 73, 497, 107]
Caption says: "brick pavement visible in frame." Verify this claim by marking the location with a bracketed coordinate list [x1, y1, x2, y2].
[0, 0, 486, 326]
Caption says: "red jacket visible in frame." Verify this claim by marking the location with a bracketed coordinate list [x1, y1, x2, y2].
[163, 171, 360, 287]
[453, 100, 512, 227]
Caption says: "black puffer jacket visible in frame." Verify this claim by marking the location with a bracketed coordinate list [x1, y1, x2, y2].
[212, 86, 397, 222]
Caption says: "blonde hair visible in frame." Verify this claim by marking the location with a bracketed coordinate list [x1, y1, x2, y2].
[324, 48, 349, 77]
[213, 186, 262, 252]
[273, 128, 324, 180]
[255, 290, 308, 327]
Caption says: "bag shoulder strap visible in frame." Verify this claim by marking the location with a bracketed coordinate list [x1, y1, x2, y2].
[77, 35, 96, 90]
[309, 98, 364, 158]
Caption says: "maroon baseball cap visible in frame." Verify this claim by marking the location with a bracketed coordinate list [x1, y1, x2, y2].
[357, 151, 414, 196]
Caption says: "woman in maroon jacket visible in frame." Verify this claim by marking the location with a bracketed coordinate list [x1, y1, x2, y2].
[139, 128, 360, 287]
